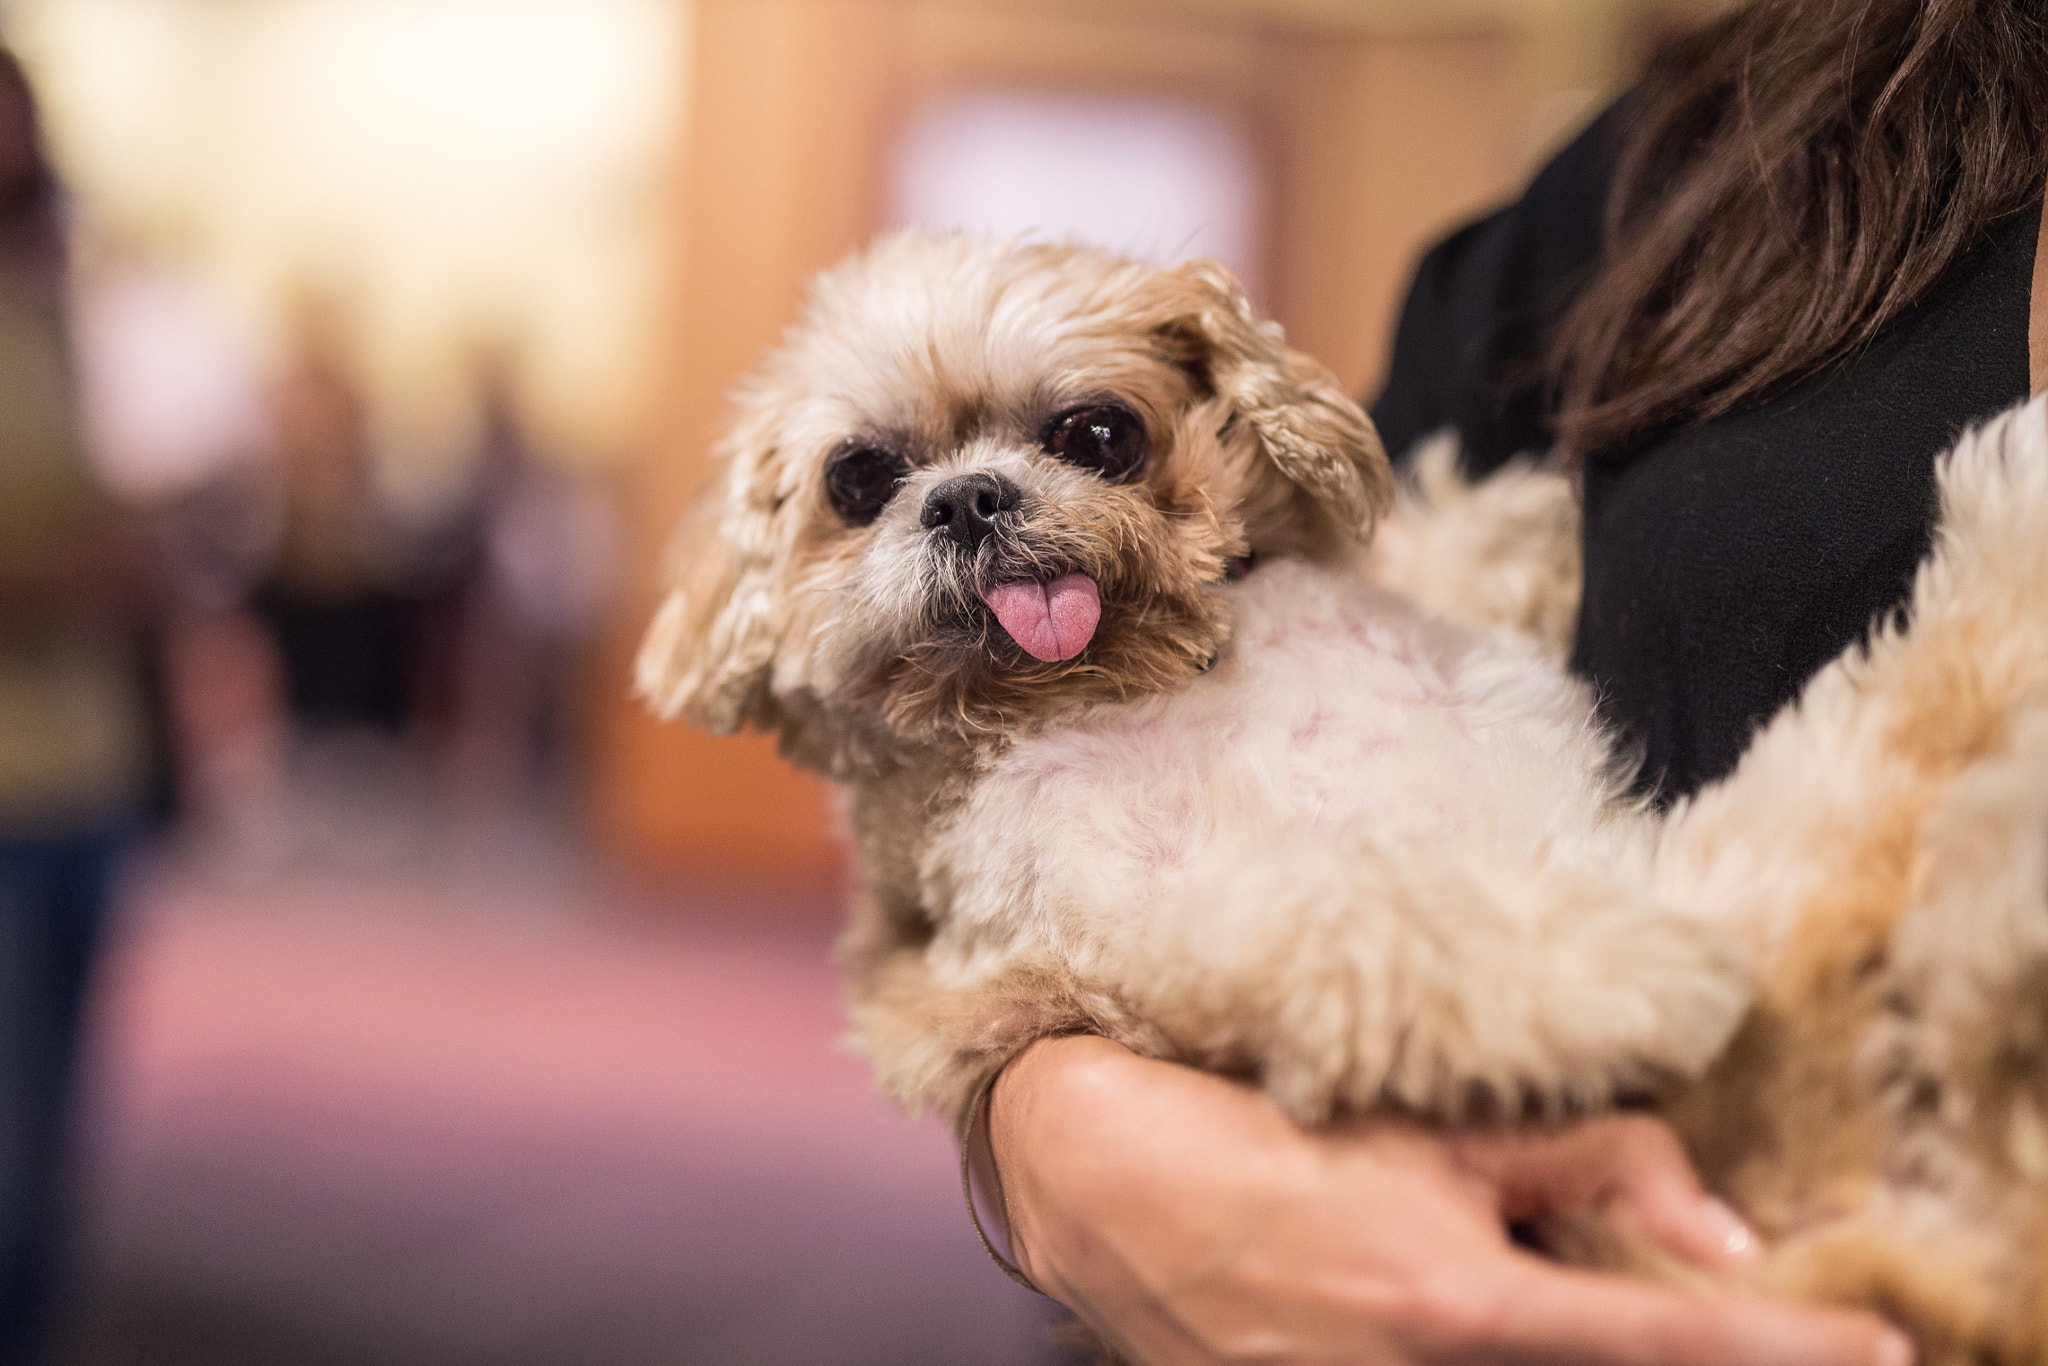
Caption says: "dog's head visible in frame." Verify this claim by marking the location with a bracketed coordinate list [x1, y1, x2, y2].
[637, 232, 1391, 763]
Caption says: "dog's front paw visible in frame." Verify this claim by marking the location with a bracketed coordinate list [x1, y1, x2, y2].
[1279, 889, 1753, 1122]
[1112, 840, 1755, 1124]
[1469, 902, 1753, 1114]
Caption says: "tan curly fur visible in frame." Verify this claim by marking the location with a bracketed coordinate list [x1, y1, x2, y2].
[640, 230, 2048, 1364]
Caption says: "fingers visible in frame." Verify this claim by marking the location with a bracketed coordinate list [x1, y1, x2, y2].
[1455, 1115, 1759, 1268]
[1469, 1259, 1916, 1366]
[1440, 1120, 1915, 1365]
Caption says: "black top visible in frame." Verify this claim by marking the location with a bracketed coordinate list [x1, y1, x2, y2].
[1371, 101, 2042, 800]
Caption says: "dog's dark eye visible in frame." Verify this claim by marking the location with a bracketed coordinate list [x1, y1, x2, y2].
[825, 444, 906, 525]
[1043, 404, 1146, 483]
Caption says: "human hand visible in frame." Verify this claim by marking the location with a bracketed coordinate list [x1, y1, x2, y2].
[989, 1035, 1913, 1366]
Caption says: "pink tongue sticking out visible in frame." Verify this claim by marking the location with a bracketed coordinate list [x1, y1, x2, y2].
[983, 573, 1100, 662]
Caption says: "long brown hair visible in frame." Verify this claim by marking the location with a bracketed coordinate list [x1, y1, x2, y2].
[1550, 0, 2048, 457]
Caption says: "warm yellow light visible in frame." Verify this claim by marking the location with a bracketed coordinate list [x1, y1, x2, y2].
[5, 0, 684, 503]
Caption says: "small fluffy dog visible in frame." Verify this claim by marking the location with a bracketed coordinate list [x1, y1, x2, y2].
[638, 231, 2048, 1363]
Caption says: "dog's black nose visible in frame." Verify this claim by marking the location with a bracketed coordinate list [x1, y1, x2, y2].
[921, 472, 1019, 551]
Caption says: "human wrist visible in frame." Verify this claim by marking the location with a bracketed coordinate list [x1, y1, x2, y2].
[992, 1036, 1309, 1306]
[985, 1035, 1096, 1295]
[961, 1034, 1139, 1296]
[961, 1051, 1043, 1293]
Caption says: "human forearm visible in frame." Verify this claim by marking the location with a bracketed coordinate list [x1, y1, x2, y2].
[989, 1035, 1913, 1366]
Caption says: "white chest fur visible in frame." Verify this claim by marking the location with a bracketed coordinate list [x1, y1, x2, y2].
[911, 557, 1746, 1117]
[929, 558, 1643, 961]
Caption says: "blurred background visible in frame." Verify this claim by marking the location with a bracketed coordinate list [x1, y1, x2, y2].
[0, 0, 1723, 1362]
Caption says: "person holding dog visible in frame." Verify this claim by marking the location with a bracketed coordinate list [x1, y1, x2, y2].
[976, 0, 2047, 1362]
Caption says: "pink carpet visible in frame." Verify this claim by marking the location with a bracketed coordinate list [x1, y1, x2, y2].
[61, 854, 1069, 1365]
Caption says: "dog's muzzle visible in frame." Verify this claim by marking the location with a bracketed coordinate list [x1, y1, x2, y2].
[918, 470, 1100, 662]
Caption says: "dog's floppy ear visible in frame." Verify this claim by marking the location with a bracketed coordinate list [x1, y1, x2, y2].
[1147, 260, 1393, 542]
[634, 405, 785, 735]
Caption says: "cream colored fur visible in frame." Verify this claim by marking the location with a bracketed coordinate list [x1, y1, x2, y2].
[1389, 400, 2048, 1363]
[639, 229, 2048, 1362]
[905, 556, 1744, 1121]
[1370, 432, 1582, 655]
[1643, 396, 2048, 1364]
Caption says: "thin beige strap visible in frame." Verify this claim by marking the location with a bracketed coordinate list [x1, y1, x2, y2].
[959, 1060, 1045, 1296]
[2032, 189, 2048, 396]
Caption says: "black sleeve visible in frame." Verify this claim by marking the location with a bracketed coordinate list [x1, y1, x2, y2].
[1369, 98, 1630, 478]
